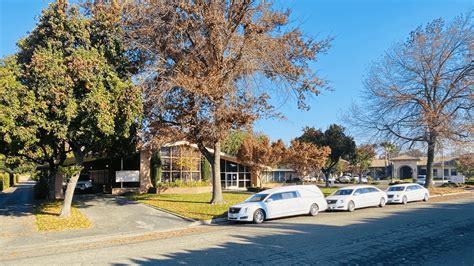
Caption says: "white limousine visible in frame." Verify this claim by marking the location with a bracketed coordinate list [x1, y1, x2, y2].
[228, 185, 328, 224]
[386, 183, 429, 204]
[325, 185, 388, 212]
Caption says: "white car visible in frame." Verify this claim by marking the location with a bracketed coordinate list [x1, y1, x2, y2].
[325, 185, 388, 212]
[338, 176, 351, 183]
[386, 183, 429, 204]
[228, 185, 328, 224]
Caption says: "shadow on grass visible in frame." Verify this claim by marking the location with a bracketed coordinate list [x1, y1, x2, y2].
[112, 200, 474, 265]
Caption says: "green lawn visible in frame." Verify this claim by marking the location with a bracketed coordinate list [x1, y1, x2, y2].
[320, 187, 338, 196]
[129, 192, 250, 221]
[131, 187, 338, 221]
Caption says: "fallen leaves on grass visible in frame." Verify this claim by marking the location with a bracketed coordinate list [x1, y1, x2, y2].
[35, 201, 92, 231]
[429, 187, 467, 196]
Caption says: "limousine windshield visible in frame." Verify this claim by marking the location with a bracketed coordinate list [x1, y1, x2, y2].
[246, 194, 269, 202]
[334, 189, 353, 195]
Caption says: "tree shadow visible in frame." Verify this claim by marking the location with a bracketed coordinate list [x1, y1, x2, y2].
[112, 200, 474, 265]
[0, 182, 35, 217]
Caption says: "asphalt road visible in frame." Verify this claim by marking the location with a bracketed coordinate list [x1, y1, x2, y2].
[2, 194, 474, 265]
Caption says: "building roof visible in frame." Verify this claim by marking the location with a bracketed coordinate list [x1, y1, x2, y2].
[390, 155, 421, 161]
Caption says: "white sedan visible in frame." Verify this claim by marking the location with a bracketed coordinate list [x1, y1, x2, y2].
[325, 185, 388, 212]
[386, 183, 429, 204]
[228, 185, 328, 224]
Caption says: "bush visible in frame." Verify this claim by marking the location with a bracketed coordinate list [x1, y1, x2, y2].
[201, 159, 211, 182]
[441, 182, 464, 188]
[0, 172, 10, 191]
[157, 180, 209, 188]
[367, 176, 373, 182]
[33, 171, 48, 199]
[285, 178, 302, 184]
[247, 187, 265, 193]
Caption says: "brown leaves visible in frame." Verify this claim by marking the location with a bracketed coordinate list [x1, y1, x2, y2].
[283, 140, 331, 178]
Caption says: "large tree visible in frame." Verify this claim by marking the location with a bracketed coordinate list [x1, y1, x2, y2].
[237, 134, 282, 188]
[353, 16, 473, 188]
[13, 0, 142, 216]
[349, 144, 376, 184]
[297, 124, 356, 187]
[284, 140, 331, 180]
[123, 1, 331, 203]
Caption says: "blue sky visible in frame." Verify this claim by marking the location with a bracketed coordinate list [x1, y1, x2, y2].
[1, 0, 472, 144]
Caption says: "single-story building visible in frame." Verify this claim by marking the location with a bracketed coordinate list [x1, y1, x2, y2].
[369, 155, 461, 180]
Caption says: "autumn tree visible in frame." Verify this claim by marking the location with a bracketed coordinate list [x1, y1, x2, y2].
[349, 144, 376, 184]
[351, 16, 473, 188]
[123, 1, 331, 203]
[237, 134, 281, 188]
[13, 1, 142, 216]
[297, 124, 355, 187]
[284, 140, 330, 180]
[456, 153, 474, 178]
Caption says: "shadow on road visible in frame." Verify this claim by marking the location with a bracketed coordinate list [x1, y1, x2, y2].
[0, 182, 36, 218]
[118, 200, 474, 265]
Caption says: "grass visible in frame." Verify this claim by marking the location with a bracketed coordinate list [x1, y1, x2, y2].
[35, 201, 92, 231]
[429, 187, 467, 196]
[129, 192, 250, 221]
[320, 187, 338, 196]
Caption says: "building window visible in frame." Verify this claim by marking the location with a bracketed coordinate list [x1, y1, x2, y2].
[444, 169, 449, 177]
[433, 169, 438, 176]
[160, 145, 202, 182]
[451, 169, 457, 176]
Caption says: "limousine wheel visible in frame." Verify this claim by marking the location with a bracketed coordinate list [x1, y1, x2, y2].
[348, 201, 355, 212]
[423, 194, 429, 202]
[309, 203, 319, 216]
[379, 197, 386, 207]
[402, 196, 408, 205]
[253, 209, 265, 224]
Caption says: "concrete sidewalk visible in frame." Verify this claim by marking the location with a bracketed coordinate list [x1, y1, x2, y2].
[0, 192, 192, 251]
[0, 181, 36, 249]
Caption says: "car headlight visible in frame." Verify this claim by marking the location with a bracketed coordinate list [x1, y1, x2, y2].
[395, 194, 400, 198]
[242, 207, 249, 214]
[338, 199, 344, 204]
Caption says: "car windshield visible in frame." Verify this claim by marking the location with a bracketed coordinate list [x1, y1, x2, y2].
[246, 194, 268, 202]
[334, 189, 353, 196]
[388, 186, 405, 191]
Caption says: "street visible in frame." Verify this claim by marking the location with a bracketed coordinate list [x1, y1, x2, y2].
[1, 194, 473, 265]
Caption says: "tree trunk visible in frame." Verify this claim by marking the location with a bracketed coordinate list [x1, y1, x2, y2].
[59, 154, 83, 217]
[47, 161, 57, 201]
[210, 141, 224, 204]
[324, 169, 330, 188]
[425, 134, 436, 188]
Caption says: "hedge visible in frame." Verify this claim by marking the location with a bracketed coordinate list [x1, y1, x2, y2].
[0, 172, 11, 191]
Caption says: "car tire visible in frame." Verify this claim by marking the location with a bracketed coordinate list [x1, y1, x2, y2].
[253, 209, 265, 224]
[309, 203, 319, 216]
[423, 194, 429, 202]
[347, 201, 355, 212]
[379, 197, 386, 207]
[402, 196, 408, 205]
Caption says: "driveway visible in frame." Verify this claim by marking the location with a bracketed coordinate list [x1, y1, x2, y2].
[0, 188, 191, 251]
[0, 181, 36, 248]
[3, 193, 473, 265]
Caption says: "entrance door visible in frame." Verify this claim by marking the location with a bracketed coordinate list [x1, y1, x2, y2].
[226, 173, 238, 189]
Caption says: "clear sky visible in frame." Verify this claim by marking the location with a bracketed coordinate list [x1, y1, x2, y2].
[1, 0, 472, 144]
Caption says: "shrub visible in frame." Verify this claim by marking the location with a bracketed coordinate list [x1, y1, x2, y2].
[367, 176, 373, 182]
[157, 180, 209, 188]
[0, 172, 10, 191]
[201, 159, 211, 182]
[441, 182, 464, 188]
[285, 178, 302, 184]
[247, 187, 265, 193]
[33, 171, 48, 199]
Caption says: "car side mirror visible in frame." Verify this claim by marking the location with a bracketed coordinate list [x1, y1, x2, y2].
[266, 198, 273, 203]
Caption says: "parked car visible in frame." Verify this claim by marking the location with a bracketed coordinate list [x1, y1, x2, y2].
[227, 185, 328, 224]
[417, 175, 426, 185]
[325, 185, 388, 212]
[338, 176, 351, 183]
[63, 175, 93, 193]
[386, 183, 429, 204]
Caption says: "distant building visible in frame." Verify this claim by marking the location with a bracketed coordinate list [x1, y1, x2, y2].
[369, 155, 460, 180]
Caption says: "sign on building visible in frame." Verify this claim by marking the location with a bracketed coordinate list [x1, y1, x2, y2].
[115, 170, 140, 182]
[449, 175, 465, 184]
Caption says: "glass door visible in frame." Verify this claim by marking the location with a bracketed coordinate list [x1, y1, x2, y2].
[226, 173, 238, 188]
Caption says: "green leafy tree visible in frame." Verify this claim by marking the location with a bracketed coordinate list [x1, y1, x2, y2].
[13, 1, 142, 216]
[297, 124, 356, 187]
[221, 130, 251, 156]
[350, 144, 377, 184]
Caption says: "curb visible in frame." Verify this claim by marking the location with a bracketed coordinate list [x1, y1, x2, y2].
[136, 201, 230, 225]
[430, 191, 473, 198]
